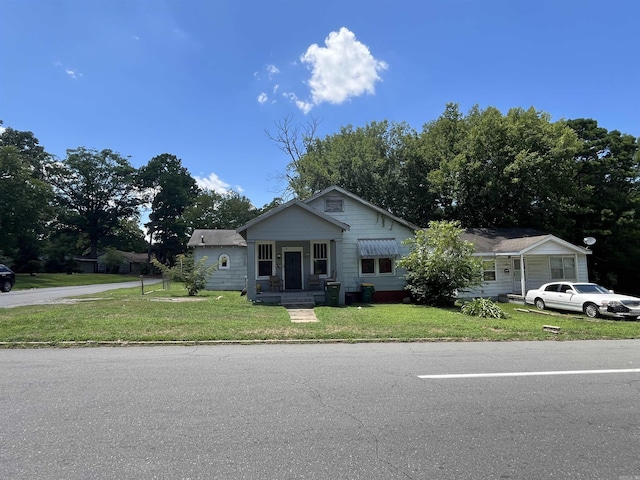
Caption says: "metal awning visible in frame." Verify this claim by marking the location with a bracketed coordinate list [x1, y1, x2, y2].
[357, 239, 400, 258]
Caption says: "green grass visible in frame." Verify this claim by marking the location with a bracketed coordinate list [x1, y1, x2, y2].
[1, 282, 639, 345]
[13, 273, 142, 290]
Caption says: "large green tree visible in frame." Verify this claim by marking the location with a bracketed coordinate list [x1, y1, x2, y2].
[182, 189, 259, 233]
[138, 153, 199, 263]
[566, 118, 640, 291]
[48, 147, 142, 258]
[292, 120, 412, 214]
[425, 105, 580, 234]
[0, 145, 54, 265]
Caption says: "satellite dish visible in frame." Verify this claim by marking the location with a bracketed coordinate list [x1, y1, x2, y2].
[583, 237, 596, 247]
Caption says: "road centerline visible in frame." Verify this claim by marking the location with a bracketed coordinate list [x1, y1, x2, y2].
[418, 368, 640, 379]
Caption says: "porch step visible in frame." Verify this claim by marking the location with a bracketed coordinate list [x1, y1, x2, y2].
[280, 293, 317, 309]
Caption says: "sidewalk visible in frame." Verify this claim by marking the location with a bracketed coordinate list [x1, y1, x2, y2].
[287, 308, 319, 323]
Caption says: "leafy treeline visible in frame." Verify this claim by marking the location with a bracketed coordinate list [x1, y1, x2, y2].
[280, 104, 640, 293]
[0, 121, 270, 272]
[3, 102, 639, 293]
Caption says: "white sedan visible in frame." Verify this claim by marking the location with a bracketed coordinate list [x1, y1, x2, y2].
[525, 282, 640, 319]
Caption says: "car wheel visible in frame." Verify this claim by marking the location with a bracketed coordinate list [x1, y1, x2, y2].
[583, 302, 600, 318]
[534, 298, 545, 310]
[0, 280, 12, 293]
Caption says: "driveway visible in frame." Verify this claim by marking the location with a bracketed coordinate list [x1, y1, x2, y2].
[0, 279, 162, 309]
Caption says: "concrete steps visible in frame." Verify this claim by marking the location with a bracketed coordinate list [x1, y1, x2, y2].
[280, 293, 316, 309]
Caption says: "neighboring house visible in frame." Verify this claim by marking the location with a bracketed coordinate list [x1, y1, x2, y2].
[187, 229, 247, 291]
[233, 185, 420, 305]
[73, 251, 150, 274]
[460, 228, 592, 299]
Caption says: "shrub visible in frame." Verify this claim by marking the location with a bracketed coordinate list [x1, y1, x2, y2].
[397, 220, 483, 306]
[152, 253, 217, 296]
[461, 298, 508, 319]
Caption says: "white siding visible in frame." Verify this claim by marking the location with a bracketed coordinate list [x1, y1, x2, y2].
[462, 252, 590, 299]
[193, 246, 247, 290]
[308, 194, 415, 293]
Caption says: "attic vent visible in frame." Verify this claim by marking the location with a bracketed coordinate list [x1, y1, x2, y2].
[201, 235, 205, 243]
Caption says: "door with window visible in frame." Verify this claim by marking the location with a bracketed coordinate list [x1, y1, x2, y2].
[512, 258, 525, 294]
[283, 249, 303, 290]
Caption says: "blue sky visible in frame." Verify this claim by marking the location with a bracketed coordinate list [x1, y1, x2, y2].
[2, 0, 638, 208]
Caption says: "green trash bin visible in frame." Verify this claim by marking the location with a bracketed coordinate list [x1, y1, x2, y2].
[361, 283, 375, 303]
[325, 281, 341, 307]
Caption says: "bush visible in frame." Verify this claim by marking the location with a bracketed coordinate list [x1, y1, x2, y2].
[397, 221, 483, 306]
[152, 253, 217, 296]
[461, 298, 508, 319]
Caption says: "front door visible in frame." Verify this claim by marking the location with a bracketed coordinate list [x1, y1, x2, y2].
[283, 250, 303, 290]
[512, 258, 526, 294]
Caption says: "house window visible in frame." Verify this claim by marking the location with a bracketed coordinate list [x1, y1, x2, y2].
[550, 256, 576, 280]
[312, 242, 329, 275]
[482, 259, 496, 281]
[219, 254, 230, 270]
[359, 258, 395, 276]
[257, 242, 274, 278]
[324, 197, 343, 212]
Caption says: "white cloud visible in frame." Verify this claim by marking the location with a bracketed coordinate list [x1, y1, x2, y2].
[257, 92, 268, 104]
[283, 92, 313, 115]
[266, 64, 280, 78]
[65, 69, 81, 79]
[299, 27, 388, 109]
[195, 172, 232, 194]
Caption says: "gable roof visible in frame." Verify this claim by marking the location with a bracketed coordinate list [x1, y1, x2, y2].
[188, 229, 247, 247]
[236, 199, 350, 234]
[304, 185, 420, 231]
[462, 228, 591, 255]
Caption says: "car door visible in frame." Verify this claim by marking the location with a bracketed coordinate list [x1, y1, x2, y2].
[541, 283, 561, 308]
[555, 284, 577, 311]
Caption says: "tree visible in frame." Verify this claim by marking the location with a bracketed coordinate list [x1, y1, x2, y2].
[397, 220, 483, 306]
[265, 115, 320, 199]
[138, 153, 199, 264]
[0, 145, 54, 264]
[182, 190, 260, 234]
[98, 247, 124, 274]
[566, 119, 640, 291]
[48, 147, 142, 258]
[425, 105, 580, 233]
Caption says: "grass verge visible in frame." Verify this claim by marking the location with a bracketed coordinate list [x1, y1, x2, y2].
[1, 283, 639, 346]
[13, 273, 142, 290]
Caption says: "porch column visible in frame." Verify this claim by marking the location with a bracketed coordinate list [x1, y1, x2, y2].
[520, 254, 526, 296]
[334, 237, 345, 304]
[246, 241, 256, 302]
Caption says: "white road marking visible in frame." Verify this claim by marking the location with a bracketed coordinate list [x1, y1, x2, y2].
[418, 368, 640, 379]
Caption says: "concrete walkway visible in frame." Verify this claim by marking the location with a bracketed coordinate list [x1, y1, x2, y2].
[287, 308, 319, 323]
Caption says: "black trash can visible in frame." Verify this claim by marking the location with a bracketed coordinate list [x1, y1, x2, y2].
[325, 281, 341, 307]
[361, 283, 375, 304]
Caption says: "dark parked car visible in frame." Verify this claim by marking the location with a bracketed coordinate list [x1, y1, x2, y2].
[0, 264, 16, 292]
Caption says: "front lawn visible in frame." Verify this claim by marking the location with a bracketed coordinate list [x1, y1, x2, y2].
[13, 273, 142, 290]
[1, 283, 639, 345]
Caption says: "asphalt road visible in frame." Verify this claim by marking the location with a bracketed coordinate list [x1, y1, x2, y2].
[0, 280, 162, 309]
[1, 341, 639, 479]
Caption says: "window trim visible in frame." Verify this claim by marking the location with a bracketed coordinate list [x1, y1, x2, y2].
[324, 197, 344, 212]
[256, 241, 275, 279]
[311, 241, 330, 276]
[219, 253, 230, 270]
[482, 259, 496, 282]
[549, 256, 576, 281]
[359, 257, 396, 276]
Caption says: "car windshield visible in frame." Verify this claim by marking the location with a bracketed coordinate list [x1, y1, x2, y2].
[573, 284, 610, 294]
